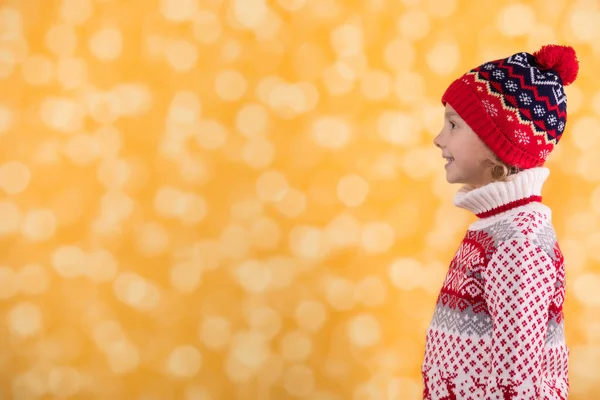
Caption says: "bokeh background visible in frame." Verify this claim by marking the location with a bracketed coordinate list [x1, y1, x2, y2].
[1, 0, 600, 398]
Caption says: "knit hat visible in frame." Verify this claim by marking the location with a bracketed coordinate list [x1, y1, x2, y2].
[441, 44, 579, 169]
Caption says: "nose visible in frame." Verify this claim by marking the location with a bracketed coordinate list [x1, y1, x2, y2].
[433, 131, 442, 148]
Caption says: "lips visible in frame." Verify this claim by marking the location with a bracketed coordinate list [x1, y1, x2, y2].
[443, 156, 454, 168]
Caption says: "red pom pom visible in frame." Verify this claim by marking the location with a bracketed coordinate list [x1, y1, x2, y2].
[533, 44, 579, 86]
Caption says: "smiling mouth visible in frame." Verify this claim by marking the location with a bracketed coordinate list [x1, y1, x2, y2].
[443, 157, 454, 167]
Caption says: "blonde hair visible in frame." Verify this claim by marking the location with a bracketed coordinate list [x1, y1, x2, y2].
[483, 154, 521, 182]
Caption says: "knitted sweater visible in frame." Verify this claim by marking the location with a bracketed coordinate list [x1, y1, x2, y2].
[422, 168, 569, 400]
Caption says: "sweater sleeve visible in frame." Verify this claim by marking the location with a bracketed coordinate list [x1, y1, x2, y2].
[482, 237, 557, 399]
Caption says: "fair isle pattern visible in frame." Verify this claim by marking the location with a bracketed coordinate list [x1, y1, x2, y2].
[422, 208, 569, 400]
[474, 52, 567, 144]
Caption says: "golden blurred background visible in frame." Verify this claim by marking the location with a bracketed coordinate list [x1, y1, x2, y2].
[1, 0, 600, 398]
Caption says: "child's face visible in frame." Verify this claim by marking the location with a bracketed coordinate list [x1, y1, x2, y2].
[433, 104, 495, 187]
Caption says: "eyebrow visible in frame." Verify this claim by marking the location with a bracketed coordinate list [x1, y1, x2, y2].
[444, 111, 459, 119]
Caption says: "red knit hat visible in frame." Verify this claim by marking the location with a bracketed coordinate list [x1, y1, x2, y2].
[442, 45, 579, 169]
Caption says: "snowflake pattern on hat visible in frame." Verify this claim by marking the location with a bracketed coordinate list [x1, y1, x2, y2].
[442, 45, 579, 169]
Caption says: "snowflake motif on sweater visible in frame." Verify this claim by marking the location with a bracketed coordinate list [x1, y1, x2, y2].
[422, 168, 569, 400]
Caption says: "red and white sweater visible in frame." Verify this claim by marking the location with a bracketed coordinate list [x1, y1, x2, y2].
[422, 168, 569, 400]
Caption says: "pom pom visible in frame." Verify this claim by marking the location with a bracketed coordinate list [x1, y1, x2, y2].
[533, 44, 579, 86]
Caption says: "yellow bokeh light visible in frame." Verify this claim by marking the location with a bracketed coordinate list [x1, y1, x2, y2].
[89, 27, 123, 61]
[8, 302, 43, 338]
[46, 24, 78, 57]
[3, 1, 599, 398]
[0, 161, 30, 194]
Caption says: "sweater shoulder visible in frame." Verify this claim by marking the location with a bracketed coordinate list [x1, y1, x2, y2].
[468, 204, 559, 261]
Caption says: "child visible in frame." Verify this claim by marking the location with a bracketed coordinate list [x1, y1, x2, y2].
[422, 44, 579, 399]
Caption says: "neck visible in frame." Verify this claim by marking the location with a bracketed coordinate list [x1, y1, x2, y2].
[453, 168, 549, 218]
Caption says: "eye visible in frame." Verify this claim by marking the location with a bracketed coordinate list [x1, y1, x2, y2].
[449, 121, 457, 130]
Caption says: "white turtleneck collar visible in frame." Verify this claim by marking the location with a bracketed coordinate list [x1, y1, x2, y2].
[453, 167, 550, 218]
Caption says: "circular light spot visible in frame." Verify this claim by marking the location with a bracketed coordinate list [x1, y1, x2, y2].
[265, 257, 297, 289]
[167, 345, 202, 378]
[21, 55, 54, 85]
[497, 3, 536, 36]
[97, 158, 130, 189]
[402, 146, 438, 180]
[220, 225, 251, 260]
[0, 7, 22, 38]
[17, 264, 49, 295]
[384, 39, 415, 71]
[377, 111, 419, 146]
[397, 10, 430, 40]
[250, 217, 281, 249]
[48, 366, 81, 397]
[231, 331, 270, 368]
[275, 188, 306, 218]
[135, 222, 169, 257]
[114, 273, 161, 311]
[0, 105, 13, 135]
[65, 134, 100, 165]
[200, 317, 231, 350]
[289, 226, 331, 261]
[424, 0, 456, 17]
[195, 119, 228, 150]
[236, 259, 272, 293]
[8, 302, 43, 338]
[256, 170, 289, 202]
[360, 70, 390, 100]
[0, 161, 30, 194]
[168, 90, 201, 125]
[60, 0, 93, 25]
[89, 27, 122, 61]
[325, 213, 361, 247]
[236, 103, 269, 138]
[0, 266, 18, 299]
[571, 116, 600, 151]
[337, 174, 369, 207]
[348, 313, 380, 347]
[426, 42, 460, 76]
[57, 57, 87, 89]
[389, 258, 422, 290]
[276, 0, 306, 11]
[46, 24, 77, 57]
[184, 385, 211, 400]
[40, 97, 85, 133]
[112, 83, 152, 116]
[331, 23, 363, 56]
[171, 262, 202, 293]
[21, 209, 57, 241]
[193, 11, 222, 44]
[242, 137, 275, 169]
[246, 307, 282, 339]
[393, 72, 424, 103]
[106, 340, 140, 374]
[154, 186, 187, 218]
[295, 300, 327, 332]
[283, 365, 315, 397]
[86, 250, 118, 283]
[165, 40, 198, 72]
[100, 190, 134, 224]
[322, 64, 354, 95]
[355, 276, 386, 307]
[233, 0, 268, 28]
[311, 117, 351, 149]
[280, 331, 312, 362]
[161, 0, 198, 22]
[325, 277, 356, 310]
[574, 273, 600, 306]
[360, 222, 395, 254]
[215, 70, 247, 101]
[51, 245, 85, 278]
[0, 201, 21, 236]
